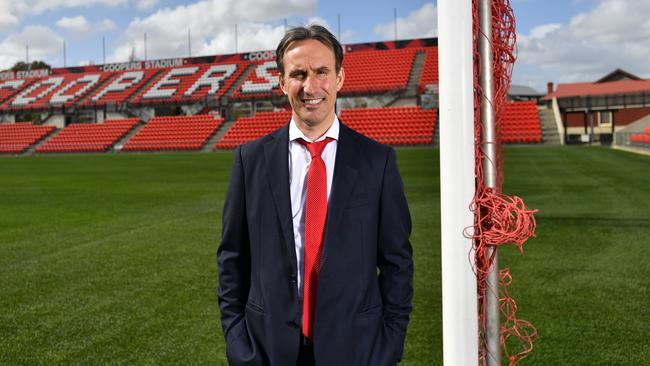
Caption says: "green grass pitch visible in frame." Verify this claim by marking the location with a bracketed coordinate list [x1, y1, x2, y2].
[1, 146, 648, 365]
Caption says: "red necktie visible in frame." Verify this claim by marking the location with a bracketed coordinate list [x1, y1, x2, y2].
[297, 137, 334, 340]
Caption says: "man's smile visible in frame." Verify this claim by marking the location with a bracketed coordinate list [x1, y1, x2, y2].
[302, 98, 324, 106]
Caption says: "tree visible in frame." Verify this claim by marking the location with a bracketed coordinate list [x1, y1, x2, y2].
[10, 60, 52, 71]
[30, 60, 51, 70]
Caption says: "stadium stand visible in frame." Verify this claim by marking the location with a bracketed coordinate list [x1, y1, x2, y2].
[501, 101, 543, 143]
[36, 118, 140, 153]
[0, 123, 56, 154]
[340, 48, 417, 95]
[1, 73, 114, 111]
[216, 110, 292, 149]
[0, 38, 550, 153]
[216, 106, 436, 148]
[122, 114, 223, 151]
[340, 106, 437, 145]
[81, 69, 162, 106]
[130, 61, 248, 105]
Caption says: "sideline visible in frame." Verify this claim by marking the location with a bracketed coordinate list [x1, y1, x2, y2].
[612, 145, 650, 157]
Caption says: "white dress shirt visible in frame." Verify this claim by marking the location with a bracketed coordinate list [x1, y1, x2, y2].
[289, 116, 339, 298]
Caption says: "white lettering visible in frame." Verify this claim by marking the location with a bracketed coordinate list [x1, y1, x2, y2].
[15, 69, 50, 79]
[241, 61, 279, 93]
[143, 67, 199, 99]
[12, 77, 64, 106]
[248, 51, 275, 61]
[101, 62, 143, 72]
[0, 79, 25, 91]
[145, 58, 183, 69]
[184, 64, 237, 97]
[50, 74, 101, 104]
[0, 71, 16, 80]
[92, 71, 144, 101]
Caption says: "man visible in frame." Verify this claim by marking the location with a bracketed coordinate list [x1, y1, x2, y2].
[217, 25, 413, 366]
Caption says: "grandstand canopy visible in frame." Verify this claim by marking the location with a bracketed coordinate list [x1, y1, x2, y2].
[545, 69, 650, 100]
[544, 69, 650, 111]
[508, 84, 543, 102]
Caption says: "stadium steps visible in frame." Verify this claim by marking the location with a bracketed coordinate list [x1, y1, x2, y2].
[538, 107, 561, 145]
[203, 120, 235, 151]
[124, 105, 155, 122]
[181, 102, 205, 116]
[39, 112, 55, 126]
[112, 122, 146, 152]
[223, 63, 257, 98]
[385, 96, 418, 107]
[380, 90, 406, 107]
[405, 50, 427, 97]
[21, 127, 60, 156]
[382, 51, 425, 107]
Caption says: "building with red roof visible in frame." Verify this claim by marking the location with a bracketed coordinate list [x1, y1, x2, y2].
[543, 69, 650, 144]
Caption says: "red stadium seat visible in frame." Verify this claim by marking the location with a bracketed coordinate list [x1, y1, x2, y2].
[0, 123, 56, 153]
[215, 107, 437, 149]
[339, 48, 417, 95]
[36, 118, 140, 153]
[500, 101, 543, 143]
[340, 106, 436, 145]
[216, 111, 292, 149]
[122, 115, 223, 151]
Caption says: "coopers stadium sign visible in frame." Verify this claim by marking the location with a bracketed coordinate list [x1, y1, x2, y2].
[246, 50, 276, 61]
[0, 69, 51, 80]
[100, 58, 184, 72]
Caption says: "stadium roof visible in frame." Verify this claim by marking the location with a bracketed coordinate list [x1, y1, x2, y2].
[544, 79, 650, 99]
[596, 68, 642, 83]
[509, 84, 543, 97]
[544, 69, 650, 100]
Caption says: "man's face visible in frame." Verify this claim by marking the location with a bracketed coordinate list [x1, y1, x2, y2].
[279, 39, 345, 130]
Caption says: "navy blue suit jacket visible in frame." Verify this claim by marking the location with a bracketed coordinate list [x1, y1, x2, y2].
[217, 121, 413, 365]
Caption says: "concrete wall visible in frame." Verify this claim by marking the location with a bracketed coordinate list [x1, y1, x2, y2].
[106, 112, 128, 120]
[44, 114, 65, 128]
[0, 114, 16, 123]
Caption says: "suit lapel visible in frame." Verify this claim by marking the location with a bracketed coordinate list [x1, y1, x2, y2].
[263, 124, 298, 269]
[321, 122, 360, 267]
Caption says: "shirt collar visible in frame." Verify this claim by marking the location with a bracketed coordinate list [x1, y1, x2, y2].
[289, 115, 340, 143]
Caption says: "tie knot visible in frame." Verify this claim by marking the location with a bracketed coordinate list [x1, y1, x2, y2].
[298, 137, 334, 158]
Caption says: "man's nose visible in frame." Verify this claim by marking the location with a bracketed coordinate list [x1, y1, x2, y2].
[302, 73, 318, 94]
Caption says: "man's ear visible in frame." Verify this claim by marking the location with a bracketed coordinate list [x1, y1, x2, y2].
[279, 74, 288, 95]
[336, 67, 345, 92]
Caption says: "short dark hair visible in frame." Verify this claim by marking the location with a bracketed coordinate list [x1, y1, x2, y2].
[276, 25, 344, 75]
